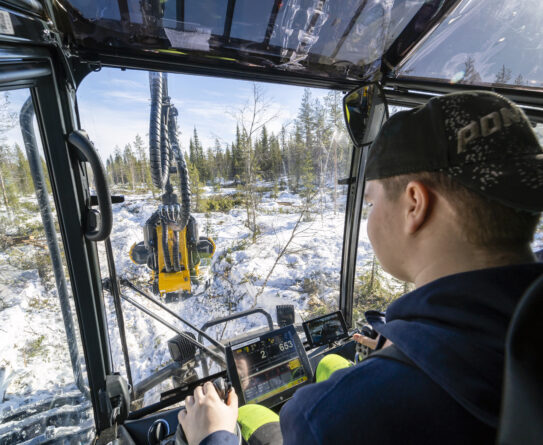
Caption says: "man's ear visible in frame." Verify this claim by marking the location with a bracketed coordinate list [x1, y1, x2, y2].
[404, 181, 431, 234]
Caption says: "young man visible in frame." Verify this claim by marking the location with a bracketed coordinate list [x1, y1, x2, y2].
[179, 91, 543, 444]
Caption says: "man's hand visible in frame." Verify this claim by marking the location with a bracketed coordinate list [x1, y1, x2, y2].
[178, 382, 238, 445]
[353, 333, 393, 350]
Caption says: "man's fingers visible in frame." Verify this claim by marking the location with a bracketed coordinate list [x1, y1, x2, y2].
[178, 408, 187, 430]
[203, 381, 218, 399]
[184, 395, 194, 407]
[353, 333, 379, 349]
[193, 385, 204, 402]
[226, 388, 238, 407]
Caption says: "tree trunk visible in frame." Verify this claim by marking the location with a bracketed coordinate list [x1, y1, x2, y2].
[0, 169, 11, 217]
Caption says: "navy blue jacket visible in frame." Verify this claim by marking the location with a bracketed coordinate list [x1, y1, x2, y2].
[202, 263, 543, 445]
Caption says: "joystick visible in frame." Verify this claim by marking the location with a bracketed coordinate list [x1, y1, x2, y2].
[175, 377, 236, 445]
[211, 377, 231, 402]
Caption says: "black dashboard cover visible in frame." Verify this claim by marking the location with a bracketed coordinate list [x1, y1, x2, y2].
[303, 311, 348, 348]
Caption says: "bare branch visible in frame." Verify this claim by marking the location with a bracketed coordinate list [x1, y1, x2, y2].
[252, 192, 316, 307]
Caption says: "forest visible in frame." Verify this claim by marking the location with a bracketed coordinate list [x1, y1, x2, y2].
[103, 88, 351, 206]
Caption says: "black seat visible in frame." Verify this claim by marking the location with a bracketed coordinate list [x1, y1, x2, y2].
[498, 274, 543, 444]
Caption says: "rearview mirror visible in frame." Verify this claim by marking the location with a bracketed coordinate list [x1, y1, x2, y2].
[343, 85, 377, 148]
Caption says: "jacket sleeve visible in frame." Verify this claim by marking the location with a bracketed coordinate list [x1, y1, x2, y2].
[199, 430, 239, 445]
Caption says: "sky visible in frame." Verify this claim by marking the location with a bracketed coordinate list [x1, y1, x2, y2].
[75, 68, 332, 160]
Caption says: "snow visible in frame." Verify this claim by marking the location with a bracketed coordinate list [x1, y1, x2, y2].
[1, 184, 542, 441]
[97, 187, 353, 406]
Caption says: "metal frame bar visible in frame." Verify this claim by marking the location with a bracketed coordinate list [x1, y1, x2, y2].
[263, 0, 282, 47]
[384, 78, 543, 122]
[339, 86, 386, 327]
[381, 0, 463, 76]
[223, 0, 236, 40]
[330, 0, 368, 60]
[31, 70, 114, 431]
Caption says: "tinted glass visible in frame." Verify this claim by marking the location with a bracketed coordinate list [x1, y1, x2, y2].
[398, 0, 543, 89]
[0, 89, 94, 443]
[230, 0, 275, 42]
[60, 0, 429, 83]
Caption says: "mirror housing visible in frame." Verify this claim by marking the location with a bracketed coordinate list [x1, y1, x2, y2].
[343, 84, 379, 149]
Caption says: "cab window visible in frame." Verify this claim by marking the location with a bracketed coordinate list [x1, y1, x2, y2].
[0, 89, 94, 442]
[77, 68, 353, 407]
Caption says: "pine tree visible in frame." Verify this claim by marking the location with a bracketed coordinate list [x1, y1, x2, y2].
[224, 144, 232, 181]
[269, 134, 282, 179]
[257, 125, 272, 179]
[231, 125, 244, 183]
[123, 143, 137, 190]
[187, 160, 203, 212]
[133, 134, 151, 189]
[213, 138, 224, 182]
[493, 64, 512, 86]
[462, 56, 482, 84]
[113, 146, 125, 185]
[15, 143, 33, 195]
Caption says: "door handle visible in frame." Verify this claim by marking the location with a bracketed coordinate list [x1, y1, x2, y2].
[68, 130, 113, 241]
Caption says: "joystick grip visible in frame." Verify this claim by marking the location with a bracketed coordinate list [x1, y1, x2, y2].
[175, 378, 232, 445]
[212, 377, 231, 402]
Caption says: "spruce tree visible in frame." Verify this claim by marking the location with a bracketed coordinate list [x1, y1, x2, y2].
[123, 143, 137, 190]
[15, 143, 33, 195]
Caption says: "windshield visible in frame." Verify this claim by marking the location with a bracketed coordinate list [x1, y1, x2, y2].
[77, 68, 353, 408]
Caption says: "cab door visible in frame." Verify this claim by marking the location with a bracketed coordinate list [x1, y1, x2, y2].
[0, 3, 113, 440]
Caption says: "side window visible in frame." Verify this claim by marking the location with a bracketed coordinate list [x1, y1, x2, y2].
[0, 90, 94, 442]
[354, 112, 543, 323]
[354, 106, 413, 323]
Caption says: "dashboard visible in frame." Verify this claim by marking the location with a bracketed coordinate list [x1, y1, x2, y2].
[119, 311, 356, 445]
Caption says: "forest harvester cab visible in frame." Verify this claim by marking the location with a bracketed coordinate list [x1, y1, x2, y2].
[1, 0, 543, 444]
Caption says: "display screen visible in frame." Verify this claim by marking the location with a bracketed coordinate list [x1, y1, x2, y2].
[303, 311, 348, 347]
[231, 329, 308, 404]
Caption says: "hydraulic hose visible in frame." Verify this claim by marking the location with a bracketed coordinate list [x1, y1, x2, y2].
[149, 72, 171, 190]
[148, 72, 193, 277]
[169, 107, 191, 231]
[161, 220, 173, 273]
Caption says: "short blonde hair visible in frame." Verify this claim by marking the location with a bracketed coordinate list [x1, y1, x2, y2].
[380, 172, 540, 248]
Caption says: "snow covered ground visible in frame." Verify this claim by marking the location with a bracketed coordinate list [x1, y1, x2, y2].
[1, 184, 543, 441]
[101, 186, 358, 406]
[0, 185, 361, 438]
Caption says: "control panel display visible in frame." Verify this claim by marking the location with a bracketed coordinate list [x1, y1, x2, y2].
[226, 325, 311, 406]
[303, 311, 348, 348]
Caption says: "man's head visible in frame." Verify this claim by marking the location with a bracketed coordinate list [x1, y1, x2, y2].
[364, 91, 543, 285]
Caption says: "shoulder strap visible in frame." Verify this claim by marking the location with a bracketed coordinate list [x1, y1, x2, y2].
[369, 345, 416, 368]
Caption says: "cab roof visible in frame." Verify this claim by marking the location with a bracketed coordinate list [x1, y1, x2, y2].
[35, 0, 539, 92]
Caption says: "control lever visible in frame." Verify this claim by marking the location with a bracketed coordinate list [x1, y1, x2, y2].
[211, 376, 231, 402]
[175, 377, 236, 445]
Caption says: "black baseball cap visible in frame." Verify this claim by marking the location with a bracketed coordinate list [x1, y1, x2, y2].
[365, 91, 543, 212]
